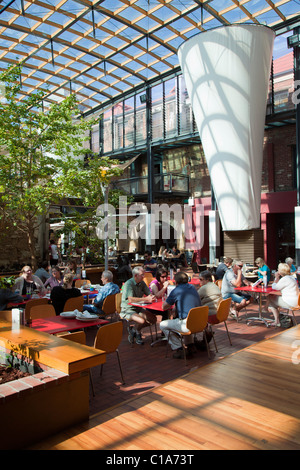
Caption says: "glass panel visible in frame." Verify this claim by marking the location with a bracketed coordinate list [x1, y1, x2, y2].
[91, 125, 99, 153]
[165, 78, 177, 139]
[113, 104, 123, 150]
[103, 109, 112, 153]
[178, 75, 193, 135]
[268, 32, 295, 114]
[124, 96, 135, 148]
[152, 83, 163, 141]
[136, 92, 147, 144]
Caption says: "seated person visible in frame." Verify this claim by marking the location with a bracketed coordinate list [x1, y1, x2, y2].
[144, 251, 157, 276]
[50, 273, 82, 315]
[83, 270, 120, 315]
[116, 255, 132, 284]
[167, 245, 181, 268]
[215, 257, 233, 280]
[254, 257, 271, 284]
[34, 261, 51, 284]
[13, 266, 45, 295]
[267, 263, 299, 327]
[149, 267, 169, 299]
[198, 270, 222, 319]
[285, 257, 297, 276]
[0, 287, 23, 311]
[197, 270, 222, 349]
[160, 272, 201, 359]
[119, 266, 157, 345]
[44, 266, 63, 290]
[221, 260, 253, 317]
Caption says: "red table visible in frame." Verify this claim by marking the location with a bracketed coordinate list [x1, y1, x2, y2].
[129, 299, 171, 346]
[235, 286, 279, 327]
[31, 315, 109, 335]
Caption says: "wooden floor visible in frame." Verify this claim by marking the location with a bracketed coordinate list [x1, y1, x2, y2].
[28, 300, 300, 450]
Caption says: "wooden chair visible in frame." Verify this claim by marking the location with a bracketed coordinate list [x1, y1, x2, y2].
[115, 292, 122, 315]
[215, 279, 222, 289]
[29, 304, 56, 320]
[143, 273, 154, 287]
[166, 305, 210, 365]
[90, 321, 125, 395]
[0, 310, 13, 321]
[75, 279, 91, 288]
[25, 298, 49, 322]
[63, 296, 84, 312]
[102, 293, 118, 321]
[57, 331, 86, 344]
[208, 298, 232, 352]
[286, 293, 300, 326]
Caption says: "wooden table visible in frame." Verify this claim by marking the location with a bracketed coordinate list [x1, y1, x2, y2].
[31, 315, 109, 335]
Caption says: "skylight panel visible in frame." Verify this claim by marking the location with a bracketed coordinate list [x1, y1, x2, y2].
[279, 2, 300, 18]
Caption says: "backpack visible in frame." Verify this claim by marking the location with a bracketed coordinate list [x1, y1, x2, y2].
[279, 313, 293, 329]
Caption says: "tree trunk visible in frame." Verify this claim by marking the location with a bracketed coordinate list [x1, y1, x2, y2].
[27, 220, 38, 271]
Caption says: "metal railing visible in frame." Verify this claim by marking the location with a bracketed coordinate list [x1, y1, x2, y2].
[112, 173, 189, 196]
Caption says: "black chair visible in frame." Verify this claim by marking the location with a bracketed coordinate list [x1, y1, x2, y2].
[191, 262, 199, 273]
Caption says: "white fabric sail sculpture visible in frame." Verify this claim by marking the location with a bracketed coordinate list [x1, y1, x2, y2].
[178, 25, 275, 230]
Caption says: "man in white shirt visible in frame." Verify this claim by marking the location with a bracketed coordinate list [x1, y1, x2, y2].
[49, 240, 60, 266]
[221, 260, 252, 317]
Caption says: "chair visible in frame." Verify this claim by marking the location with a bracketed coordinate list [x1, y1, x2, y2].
[58, 331, 86, 344]
[215, 279, 222, 290]
[75, 279, 91, 288]
[115, 292, 122, 315]
[25, 298, 49, 322]
[208, 298, 232, 352]
[286, 293, 300, 326]
[166, 305, 210, 365]
[63, 296, 84, 312]
[143, 273, 154, 287]
[29, 304, 56, 320]
[102, 293, 118, 321]
[90, 321, 125, 395]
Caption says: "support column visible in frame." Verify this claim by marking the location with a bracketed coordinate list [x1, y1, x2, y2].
[288, 27, 300, 265]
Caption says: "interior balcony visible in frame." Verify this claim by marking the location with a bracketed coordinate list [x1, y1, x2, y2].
[111, 173, 189, 200]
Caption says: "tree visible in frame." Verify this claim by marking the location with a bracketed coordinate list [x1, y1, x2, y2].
[0, 64, 120, 269]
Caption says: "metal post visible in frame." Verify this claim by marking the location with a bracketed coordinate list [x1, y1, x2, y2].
[288, 28, 300, 265]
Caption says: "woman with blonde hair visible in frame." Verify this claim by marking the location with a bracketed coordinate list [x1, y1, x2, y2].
[254, 257, 270, 284]
[267, 263, 299, 327]
[50, 273, 82, 315]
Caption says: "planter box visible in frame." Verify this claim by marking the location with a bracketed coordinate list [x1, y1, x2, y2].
[0, 317, 106, 449]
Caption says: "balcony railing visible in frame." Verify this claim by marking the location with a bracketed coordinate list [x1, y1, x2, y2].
[112, 173, 189, 197]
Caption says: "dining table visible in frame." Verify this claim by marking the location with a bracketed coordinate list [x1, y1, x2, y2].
[235, 285, 280, 327]
[128, 298, 172, 346]
[31, 315, 109, 335]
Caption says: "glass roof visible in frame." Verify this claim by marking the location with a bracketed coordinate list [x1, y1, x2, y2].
[0, 0, 299, 114]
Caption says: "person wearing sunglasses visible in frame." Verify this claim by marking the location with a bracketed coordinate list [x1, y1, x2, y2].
[221, 259, 253, 318]
[149, 268, 170, 299]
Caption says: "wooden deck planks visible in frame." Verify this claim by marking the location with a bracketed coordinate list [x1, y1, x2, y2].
[29, 324, 300, 450]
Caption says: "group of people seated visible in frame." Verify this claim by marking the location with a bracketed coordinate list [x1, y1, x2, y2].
[117, 254, 300, 358]
[1, 252, 299, 360]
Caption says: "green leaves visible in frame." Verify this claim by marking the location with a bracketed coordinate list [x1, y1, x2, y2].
[0, 65, 118, 265]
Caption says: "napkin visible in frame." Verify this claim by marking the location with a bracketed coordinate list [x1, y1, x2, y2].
[76, 310, 98, 319]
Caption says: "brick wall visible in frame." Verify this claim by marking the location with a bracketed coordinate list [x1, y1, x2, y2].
[263, 124, 296, 192]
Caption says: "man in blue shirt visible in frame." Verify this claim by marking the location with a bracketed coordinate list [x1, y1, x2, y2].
[144, 251, 157, 276]
[160, 271, 201, 358]
[83, 270, 119, 315]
